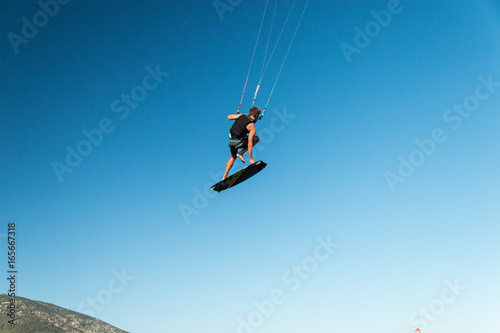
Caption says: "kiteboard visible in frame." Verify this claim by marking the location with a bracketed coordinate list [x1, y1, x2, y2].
[211, 161, 267, 192]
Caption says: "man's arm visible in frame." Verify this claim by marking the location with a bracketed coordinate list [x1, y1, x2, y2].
[246, 123, 256, 164]
[228, 114, 243, 120]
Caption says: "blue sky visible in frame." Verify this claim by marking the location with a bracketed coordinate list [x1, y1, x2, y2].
[1, 1, 499, 332]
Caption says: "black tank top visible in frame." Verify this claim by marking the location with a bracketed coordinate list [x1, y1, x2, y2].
[230, 114, 253, 138]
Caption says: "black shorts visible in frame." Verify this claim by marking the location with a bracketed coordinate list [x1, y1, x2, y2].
[228, 134, 248, 156]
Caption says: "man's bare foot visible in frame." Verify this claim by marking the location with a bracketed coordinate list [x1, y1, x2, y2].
[236, 154, 246, 163]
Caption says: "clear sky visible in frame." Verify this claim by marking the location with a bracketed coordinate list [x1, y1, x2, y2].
[1, 1, 499, 332]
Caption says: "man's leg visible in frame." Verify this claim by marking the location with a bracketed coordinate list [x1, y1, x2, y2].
[237, 136, 259, 157]
[223, 155, 236, 180]
[236, 151, 246, 163]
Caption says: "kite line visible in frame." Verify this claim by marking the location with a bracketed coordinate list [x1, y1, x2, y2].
[236, 0, 310, 118]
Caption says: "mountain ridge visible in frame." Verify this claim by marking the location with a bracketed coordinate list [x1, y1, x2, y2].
[0, 293, 128, 333]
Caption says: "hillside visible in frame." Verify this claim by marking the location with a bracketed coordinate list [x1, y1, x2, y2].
[0, 294, 128, 333]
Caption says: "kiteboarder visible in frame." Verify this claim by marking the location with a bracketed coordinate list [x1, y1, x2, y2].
[222, 107, 261, 180]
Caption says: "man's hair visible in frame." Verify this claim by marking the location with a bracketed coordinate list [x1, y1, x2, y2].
[249, 107, 261, 119]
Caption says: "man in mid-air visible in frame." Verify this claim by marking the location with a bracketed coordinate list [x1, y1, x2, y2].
[223, 107, 261, 180]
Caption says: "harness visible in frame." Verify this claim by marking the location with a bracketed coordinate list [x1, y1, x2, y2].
[230, 114, 253, 139]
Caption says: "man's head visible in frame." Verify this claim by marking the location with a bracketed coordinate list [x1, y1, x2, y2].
[249, 107, 261, 121]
